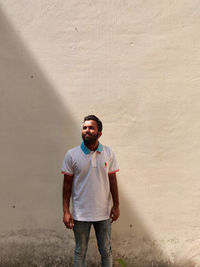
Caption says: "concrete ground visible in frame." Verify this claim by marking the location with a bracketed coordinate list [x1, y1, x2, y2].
[0, 229, 182, 267]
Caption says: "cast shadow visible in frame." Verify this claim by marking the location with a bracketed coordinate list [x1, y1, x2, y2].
[0, 7, 79, 231]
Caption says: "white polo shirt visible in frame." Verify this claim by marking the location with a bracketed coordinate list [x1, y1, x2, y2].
[61, 142, 119, 221]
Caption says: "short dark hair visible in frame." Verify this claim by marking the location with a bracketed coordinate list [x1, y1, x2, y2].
[84, 115, 103, 132]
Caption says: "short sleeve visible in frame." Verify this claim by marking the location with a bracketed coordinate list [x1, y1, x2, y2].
[61, 151, 74, 176]
[108, 149, 119, 174]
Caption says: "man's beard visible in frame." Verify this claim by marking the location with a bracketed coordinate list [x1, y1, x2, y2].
[82, 133, 99, 146]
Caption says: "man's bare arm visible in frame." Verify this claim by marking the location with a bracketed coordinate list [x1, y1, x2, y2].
[108, 172, 120, 223]
[63, 174, 74, 229]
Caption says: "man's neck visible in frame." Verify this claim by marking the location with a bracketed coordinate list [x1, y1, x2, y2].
[84, 141, 99, 151]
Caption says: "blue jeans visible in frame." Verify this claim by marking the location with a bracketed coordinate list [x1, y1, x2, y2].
[73, 219, 112, 267]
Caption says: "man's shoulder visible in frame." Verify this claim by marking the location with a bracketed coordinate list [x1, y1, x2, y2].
[102, 144, 114, 155]
[67, 145, 81, 154]
[64, 145, 81, 158]
[62, 146, 82, 164]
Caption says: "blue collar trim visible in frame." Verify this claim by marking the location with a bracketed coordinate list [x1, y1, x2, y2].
[97, 143, 103, 152]
[81, 141, 103, 154]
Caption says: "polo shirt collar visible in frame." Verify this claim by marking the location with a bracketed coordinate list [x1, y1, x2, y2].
[81, 141, 103, 154]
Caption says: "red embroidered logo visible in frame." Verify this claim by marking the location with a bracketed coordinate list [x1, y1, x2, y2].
[105, 162, 107, 167]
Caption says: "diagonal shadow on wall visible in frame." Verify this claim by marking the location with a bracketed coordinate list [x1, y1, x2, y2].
[0, 7, 80, 233]
[0, 7, 192, 267]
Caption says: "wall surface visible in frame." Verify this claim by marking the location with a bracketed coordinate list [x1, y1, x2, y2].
[1, 1, 200, 266]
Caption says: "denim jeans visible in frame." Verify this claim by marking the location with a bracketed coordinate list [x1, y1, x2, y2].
[73, 219, 112, 267]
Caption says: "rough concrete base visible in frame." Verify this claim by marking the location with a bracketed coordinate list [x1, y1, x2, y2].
[0, 229, 199, 267]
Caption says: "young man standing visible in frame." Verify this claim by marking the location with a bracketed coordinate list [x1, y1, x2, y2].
[61, 115, 120, 267]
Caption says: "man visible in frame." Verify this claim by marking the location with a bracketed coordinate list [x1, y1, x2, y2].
[61, 115, 120, 267]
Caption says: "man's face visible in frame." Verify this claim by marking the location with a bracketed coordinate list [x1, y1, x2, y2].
[82, 120, 101, 145]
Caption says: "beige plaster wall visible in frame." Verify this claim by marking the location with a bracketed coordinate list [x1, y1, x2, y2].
[0, 1, 200, 266]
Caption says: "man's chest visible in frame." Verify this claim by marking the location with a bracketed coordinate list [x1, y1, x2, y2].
[72, 151, 110, 175]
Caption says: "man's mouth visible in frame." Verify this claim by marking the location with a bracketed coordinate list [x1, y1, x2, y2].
[84, 134, 91, 137]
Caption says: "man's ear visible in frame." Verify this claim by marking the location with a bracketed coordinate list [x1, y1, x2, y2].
[98, 132, 102, 138]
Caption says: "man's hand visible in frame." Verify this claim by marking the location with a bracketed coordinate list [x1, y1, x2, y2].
[63, 211, 74, 229]
[110, 205, 120, 223]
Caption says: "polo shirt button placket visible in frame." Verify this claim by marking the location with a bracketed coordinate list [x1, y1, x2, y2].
[91, 151, 97, 168]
